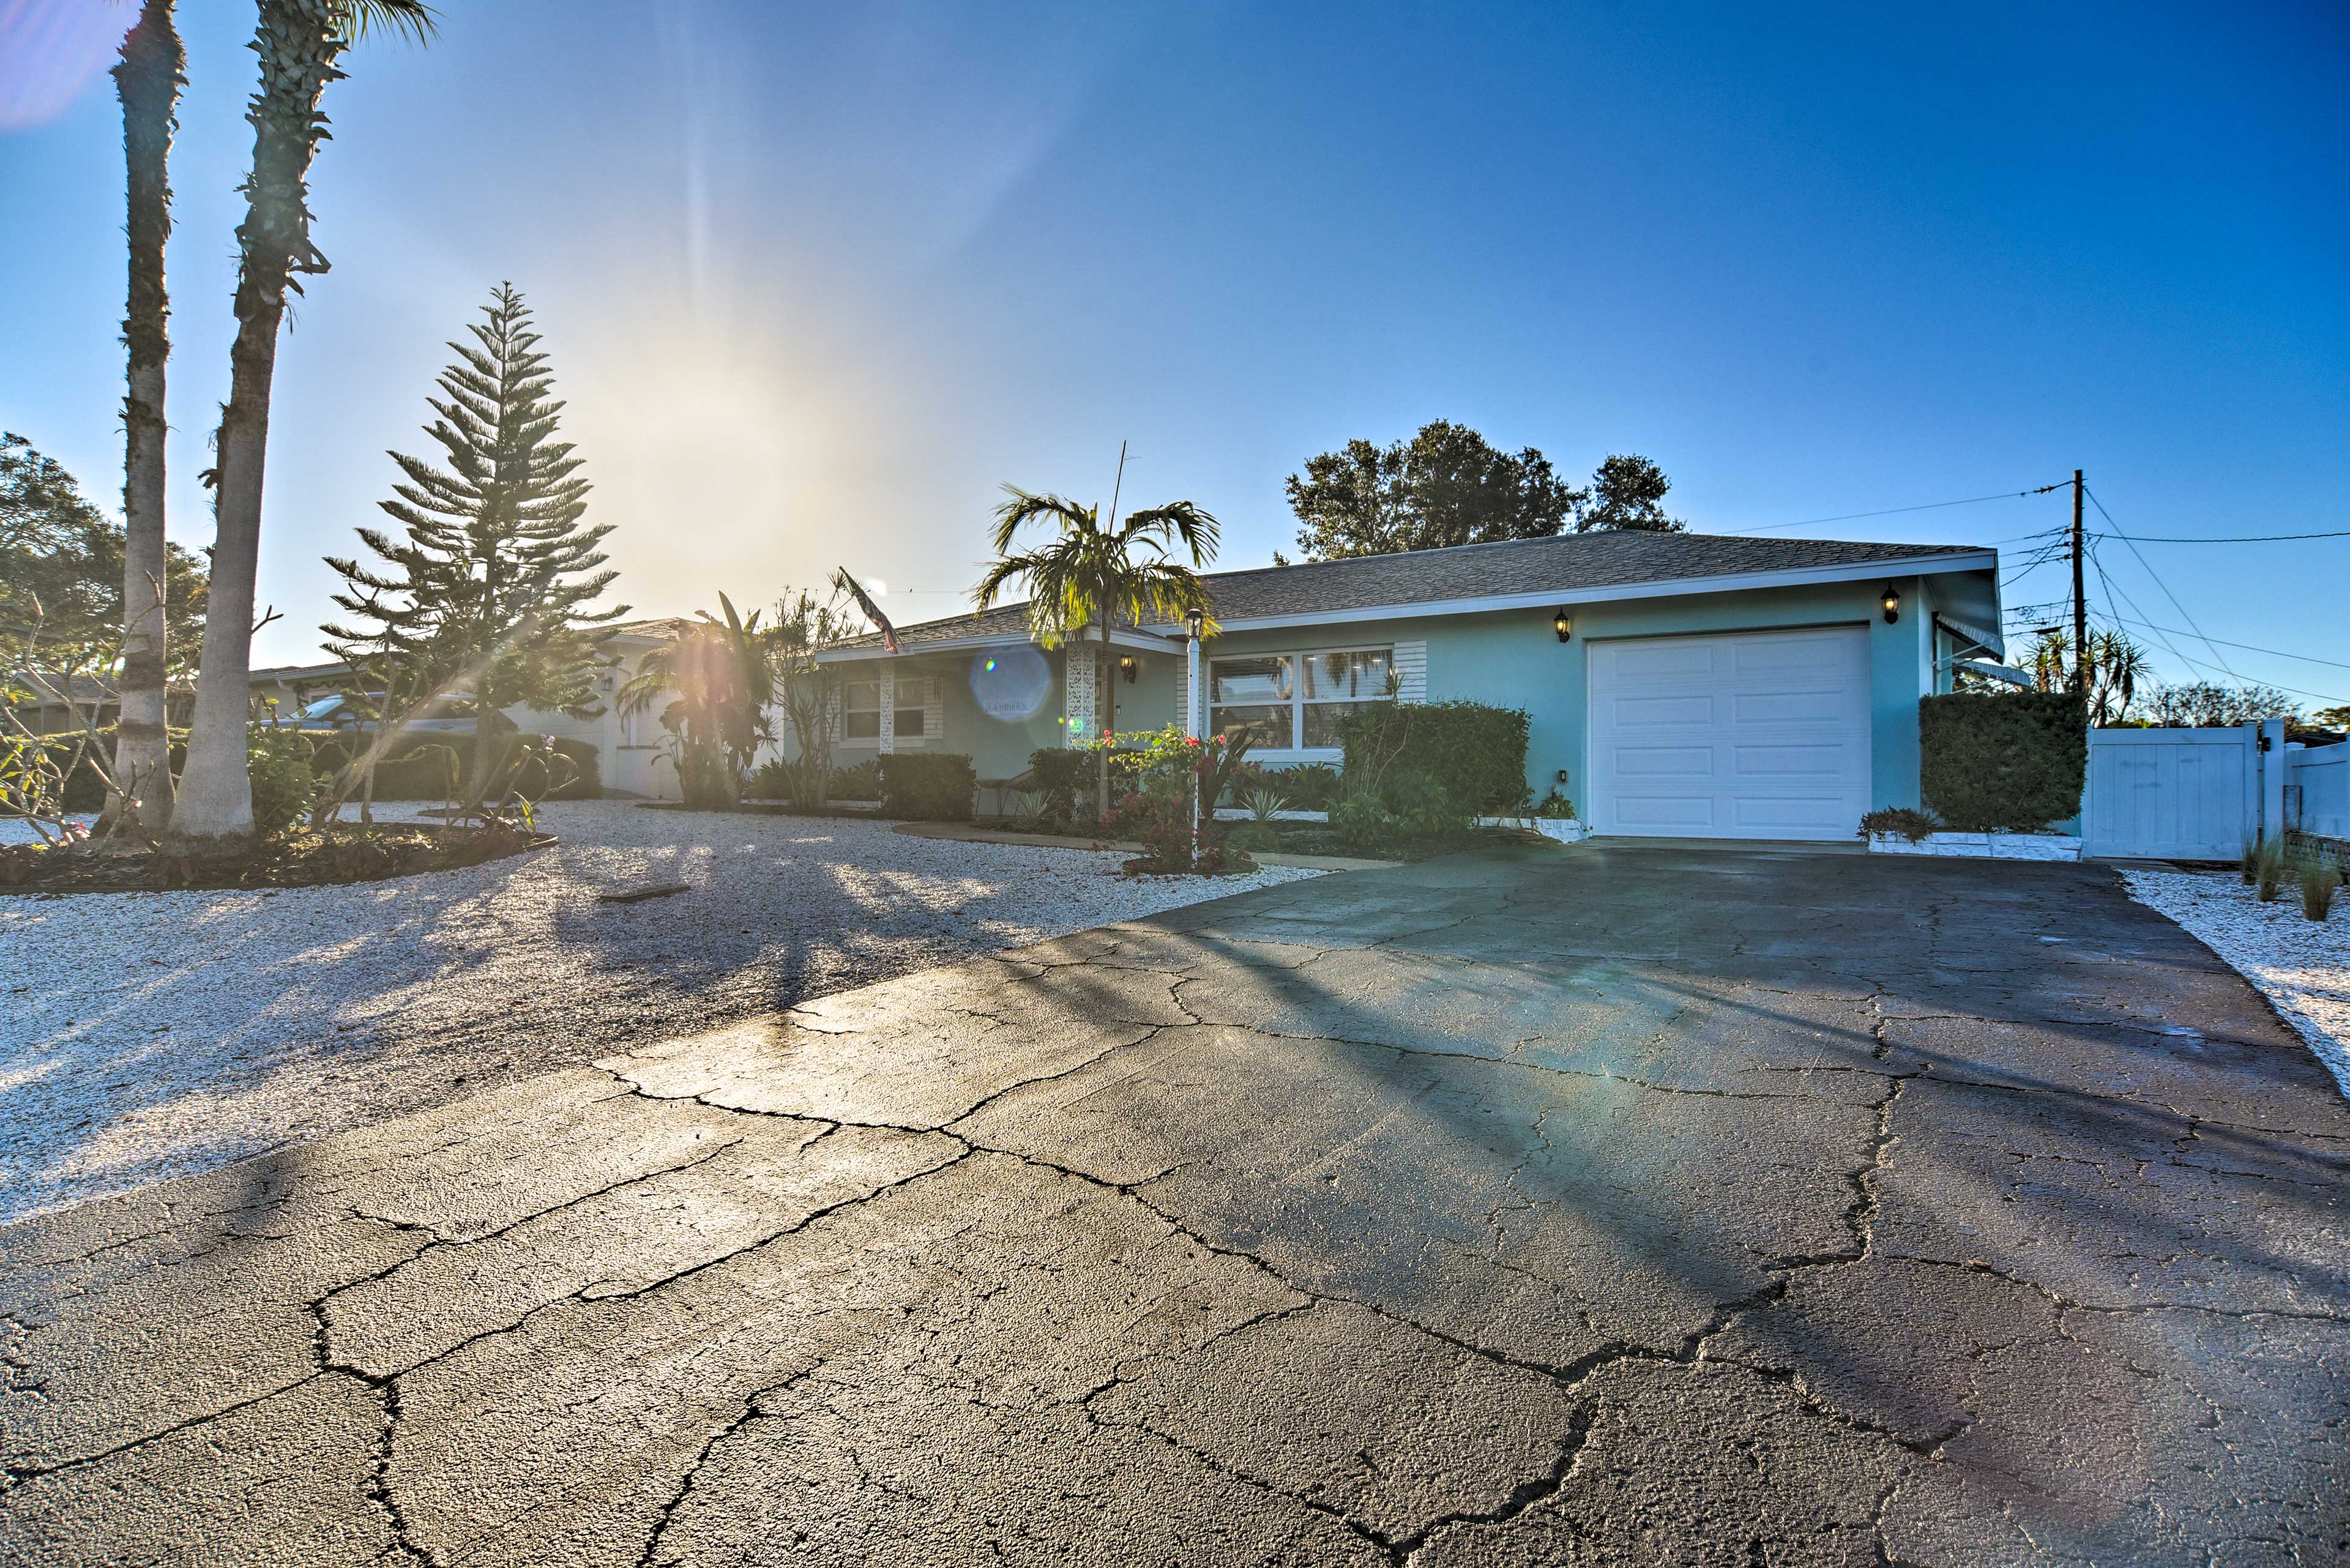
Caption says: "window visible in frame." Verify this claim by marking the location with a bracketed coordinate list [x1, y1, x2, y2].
[844, 678, 929, 742]
[1210, 648, 1392, 752]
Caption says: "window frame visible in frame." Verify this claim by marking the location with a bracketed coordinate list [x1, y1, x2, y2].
[1207, 643, 1395, 758]
[840, 674, 932, 747]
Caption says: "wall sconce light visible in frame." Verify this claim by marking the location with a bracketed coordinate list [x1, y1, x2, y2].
[1556, 769, 1570, 786]
[1553, 608, 1573, 643]
[1880, 583, 1901, 624]
[1118, 655, 1138, 684]
[1184, 607, 1205, 638]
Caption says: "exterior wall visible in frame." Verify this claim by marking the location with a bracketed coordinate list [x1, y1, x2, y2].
[1199, 577, 1947, 815]
[789, 648, 1081, 783]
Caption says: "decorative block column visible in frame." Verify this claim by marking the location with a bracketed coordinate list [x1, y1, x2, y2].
[1063, 646, 1097, 747]
[877, 673, 895, 755]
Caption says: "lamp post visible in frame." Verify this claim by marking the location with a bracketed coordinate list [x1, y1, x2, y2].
[1185, 607, 1206, 851]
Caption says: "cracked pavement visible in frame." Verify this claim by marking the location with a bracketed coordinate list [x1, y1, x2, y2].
[2, 842, 2346, 1565]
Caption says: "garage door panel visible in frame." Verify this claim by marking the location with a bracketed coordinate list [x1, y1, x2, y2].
[1730, 794, 1853, 832]
[1610, 694, 1716, 727]
[1732, 690, 1852, 725]
[1614, 795, 1717, 829]
[1731, 744, 1848, 777]
[1617, 745, 1715, 778]
[1590, 627, 1870, 842]
[1609, 643, 1719, 680]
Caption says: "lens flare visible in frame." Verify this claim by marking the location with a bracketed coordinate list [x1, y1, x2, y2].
[970, 646, 1049, 721]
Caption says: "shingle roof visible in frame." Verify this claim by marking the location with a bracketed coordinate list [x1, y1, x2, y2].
[833, 531, 1990, 651]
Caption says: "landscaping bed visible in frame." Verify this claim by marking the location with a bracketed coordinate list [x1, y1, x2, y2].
[2122, 866, 2350, 1097]
[0, 819, 553, 895]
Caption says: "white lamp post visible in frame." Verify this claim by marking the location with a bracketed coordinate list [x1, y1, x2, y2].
[1185, 607, 1206, 849]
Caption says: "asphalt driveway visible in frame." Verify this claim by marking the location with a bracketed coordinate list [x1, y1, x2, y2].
[4, 843, 2346, 1565]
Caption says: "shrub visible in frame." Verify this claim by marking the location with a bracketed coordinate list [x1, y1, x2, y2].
[2255, 835, 2288, 902]
[829, 759, 882, 801]
[876, 752, 977, 820]
[1917, 692, 2086, 833]
[2299, 858, 2340, 922]
[1860, 806, 1941, 843]
[246, 726, 316, 838]
[1534, 788, 1575, 821]
[1337, 701, 1529, 819]
[1113, 727, 1255, 873]
[1273, 761, 1343, 812]
[1029, 744, 1147, 821]
[1333, 790, 1401, 846]
[2240, 839, 2260, 886]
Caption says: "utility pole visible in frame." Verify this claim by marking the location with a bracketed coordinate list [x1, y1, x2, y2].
[2070, 468, 2087, 694]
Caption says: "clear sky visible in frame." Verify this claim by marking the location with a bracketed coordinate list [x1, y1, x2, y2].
[2, 1, 2344, 701]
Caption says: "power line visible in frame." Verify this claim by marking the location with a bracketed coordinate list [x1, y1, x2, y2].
[1736, 483, 2070, 534]
[2089, 611, 2349, 705]
[2099, 614, 2350, 671]
[2083, 487, 2238, 681]
[2088, 527, 2350, 543]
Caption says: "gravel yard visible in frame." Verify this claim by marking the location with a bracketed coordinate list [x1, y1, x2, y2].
[0, 801, 1322, 1223]
[2122, 866, 2350, 1097]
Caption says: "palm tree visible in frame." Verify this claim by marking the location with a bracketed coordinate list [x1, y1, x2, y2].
[106, 0, 186, 835]
[172, 0, 436, 840]
[619, 595, 775, 811]
[972, 485, 1219, 818]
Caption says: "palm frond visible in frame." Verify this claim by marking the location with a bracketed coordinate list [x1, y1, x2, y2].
[336, 1, 438, 45]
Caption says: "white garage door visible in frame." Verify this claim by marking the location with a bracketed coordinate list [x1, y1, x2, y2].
[1587, 626, 1872, 840]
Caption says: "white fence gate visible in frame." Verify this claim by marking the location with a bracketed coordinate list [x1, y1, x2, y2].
[2289, 739, 2349, 841]
[2083, 722, 2280, 861]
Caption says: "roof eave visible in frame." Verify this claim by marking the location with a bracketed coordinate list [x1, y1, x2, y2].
[817, 625, 1177, 664]
[1142, 550, 2001, 635]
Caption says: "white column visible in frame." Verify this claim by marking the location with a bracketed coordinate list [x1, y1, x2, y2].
[1064, 644, 1097, 748]
[878, 670, 895, 755]
[2262, 716, 2286, 838]
[1185, 635, 1201, 740]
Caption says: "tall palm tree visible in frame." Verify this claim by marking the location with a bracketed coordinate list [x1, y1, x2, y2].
[172, 0, 436, 840]
[972, 485, 1219, 817]
[106, 0, 186, 835]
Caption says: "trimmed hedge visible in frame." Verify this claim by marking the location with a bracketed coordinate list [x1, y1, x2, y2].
[307, 734, 603, 802]
[877, 752, 977, 821]
[1918, 691, 2086, 832]
[1336, 700, 1530, 815]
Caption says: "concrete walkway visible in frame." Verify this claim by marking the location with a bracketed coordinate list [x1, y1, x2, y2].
[4, 843, 2345, 1565]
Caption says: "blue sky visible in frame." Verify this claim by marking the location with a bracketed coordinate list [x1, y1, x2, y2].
[2, 1, 2344, 700]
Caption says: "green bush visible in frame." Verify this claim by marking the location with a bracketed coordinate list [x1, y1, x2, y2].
[1028, 744, 1145, 821]
[876, 752, 977, 821]
[828, 759, 882, 800]
[1337, 700, 1529, 817]
[1917, 692, 2086, 833]
[308, 734, 600, 803]
[1275, 761, 1344, 811]
[246, 726, 316, 837]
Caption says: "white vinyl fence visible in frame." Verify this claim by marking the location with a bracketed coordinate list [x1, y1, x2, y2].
[2081, 719, 2324, 861]
[2289, 739, 2349, 841]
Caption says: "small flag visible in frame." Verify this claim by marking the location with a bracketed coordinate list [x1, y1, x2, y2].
[835, 569, 899, 654]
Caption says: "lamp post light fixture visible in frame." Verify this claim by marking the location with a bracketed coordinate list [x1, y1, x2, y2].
[1118, 655, 1138, 684]
[1553, 608, 1573, 643]
[1880, 583, 1901, 624]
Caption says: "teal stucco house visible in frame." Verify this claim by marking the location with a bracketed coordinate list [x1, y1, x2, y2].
[816, 531, 2005, 842]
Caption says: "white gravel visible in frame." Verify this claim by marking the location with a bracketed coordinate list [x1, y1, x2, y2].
[0, 801, 1322, 1223]
[2121, 867, 2350, 1098]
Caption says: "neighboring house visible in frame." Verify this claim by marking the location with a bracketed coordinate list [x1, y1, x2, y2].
[816, 531, 2006, 842]
[248, 617, 692, 799]
[6, 671, 196, 737]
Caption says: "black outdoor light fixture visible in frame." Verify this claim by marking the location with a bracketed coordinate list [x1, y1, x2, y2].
[1554, 607, 1573, 642]
[1880, 583, 1901, 624]
[1118, 654, 1139, 683]
[1184, 606, 1205, 638]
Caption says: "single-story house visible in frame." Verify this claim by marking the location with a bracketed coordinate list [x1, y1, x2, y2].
[815, 531, 2007, 842]
[250, 616, 695, 800]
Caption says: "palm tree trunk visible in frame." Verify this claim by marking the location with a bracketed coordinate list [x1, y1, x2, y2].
[107, 0, 184, 835]
[1096, 611, 1115, 819]
[173, 0, 349, 839]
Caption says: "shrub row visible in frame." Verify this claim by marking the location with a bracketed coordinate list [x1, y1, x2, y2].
[876, 752, 977, 820]
[1335, 700, 1530, 816]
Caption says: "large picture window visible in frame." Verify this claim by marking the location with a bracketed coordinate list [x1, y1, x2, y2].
[1210, 648, 1392, 753]
[843, 678, 929, 742]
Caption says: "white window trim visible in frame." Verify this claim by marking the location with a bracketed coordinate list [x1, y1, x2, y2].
[1208, 643, 1395, 761]
[840, 675, 935, 750]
